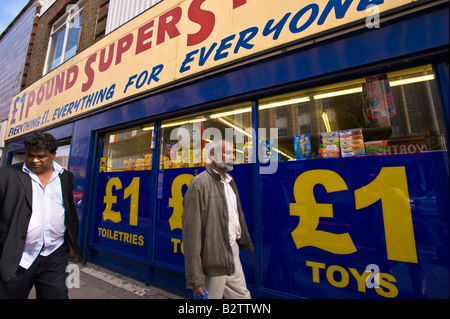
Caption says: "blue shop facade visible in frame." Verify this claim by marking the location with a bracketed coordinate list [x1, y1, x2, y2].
[4, 0, 449, 298]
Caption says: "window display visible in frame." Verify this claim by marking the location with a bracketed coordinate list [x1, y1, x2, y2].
[259, 65, 446, 161]
[100, 125, 154, 172]
[159, 103, 253, 169]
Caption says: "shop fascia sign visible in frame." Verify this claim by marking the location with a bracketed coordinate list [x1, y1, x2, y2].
[6, 0, 419, 140]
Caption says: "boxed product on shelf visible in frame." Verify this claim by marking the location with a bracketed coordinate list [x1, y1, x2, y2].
[339, 128, 366, 157]
[135, 158, 144, 170]
[163, 143, 175, 169]
[191, 148, 202, 167]
[261, 140, 278, 162]
[144, 154, 152, 169]
[293, 134, 312, 160]
[243, 141, 252, 163]
[364, 140, 388, 156]
[319, 132, 340, 158]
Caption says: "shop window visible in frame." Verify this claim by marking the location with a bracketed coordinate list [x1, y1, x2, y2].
[160, 103, 253, 169]
[100, 125, 154, 172]
[55, 144, 71, 169]
[259, 65, 446, 161]
[44, 1, 84, 73]
[10, 143, 71, 169]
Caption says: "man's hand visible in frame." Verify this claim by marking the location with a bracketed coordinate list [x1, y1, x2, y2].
[192, 286, 206, 298]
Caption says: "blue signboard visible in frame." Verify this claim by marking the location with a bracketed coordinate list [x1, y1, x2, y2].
[92, 151, 448, 298]
[154, 165, 254, 285]
[92, 170, 152, 260]
[261, 151, 448, 298]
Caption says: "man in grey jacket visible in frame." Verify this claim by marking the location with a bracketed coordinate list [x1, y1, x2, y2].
[182, 139, 253, 299]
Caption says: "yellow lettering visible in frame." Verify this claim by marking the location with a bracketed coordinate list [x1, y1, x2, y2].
[290, 170, 356, 254]
[326, 265, 349, 288]
[102, 177, 141, 226]
[102, 177, 122, 223]
[349, 268, 370, 292]
[124, 177, 140, 226]
[375, 272, 399, 298]
[172, 238, 181, 253]
[306, 261, 326, 283]
[169, 174, 194, 231]
[307, 261, 399, 298]
[355, 167, 417, 263]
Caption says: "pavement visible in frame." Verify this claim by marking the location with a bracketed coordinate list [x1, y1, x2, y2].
[27, 262, 184, 299]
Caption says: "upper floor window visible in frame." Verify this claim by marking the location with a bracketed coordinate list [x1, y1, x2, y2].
[44, 1, 83, 74]
[106, 0, 162, 34]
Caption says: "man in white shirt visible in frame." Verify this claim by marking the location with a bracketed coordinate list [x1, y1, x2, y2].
[0, 132, 81, 299]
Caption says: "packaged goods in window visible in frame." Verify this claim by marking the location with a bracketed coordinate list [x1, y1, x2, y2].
[99, 157, 110, 172]
[191, 149, 203, 167]
[364, 140, 388, 156]
[203, 143, 212, 165]
[135, 158, 144, 170]
[123, 158, 136, 170]
[293, 134, 312, 160]
[128, 158, 136, 170]
[244, 141, 253, 163]
[319, 132, 340, 158]
[339, 128, 366, 157]
[363, 74, 396, 122]
[176, 150, 190, 168]
[261, 140, 278, 162]
[163, 143, 175, 169]
[144, 154, 152, 169]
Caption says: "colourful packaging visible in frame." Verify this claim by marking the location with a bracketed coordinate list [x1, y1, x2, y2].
[364, 140, 388, 156]
[293, 134, 312, 160]
[339, 128, 365, 157]
[319, 132, 340, 159]
[243, 141, 253, 163]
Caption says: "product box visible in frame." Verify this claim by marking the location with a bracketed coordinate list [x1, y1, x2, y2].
[261, 140, 278, 162]
[339, 128, 366, 157]
[191, 149, 202, 167]
[319, 132, 340, 159]
[144, 154, 152, 169]
[364, 140, 388, 156]
[163, 143, 175, 169]
[135, 158, 144, 170]
[243, 141, 253, 163]
[294, 134, 312, 160]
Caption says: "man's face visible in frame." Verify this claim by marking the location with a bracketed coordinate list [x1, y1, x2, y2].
[25, 149, 56, 174]
[213, 141, 235, 173]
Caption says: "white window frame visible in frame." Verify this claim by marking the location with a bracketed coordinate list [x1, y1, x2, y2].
[43, 1, 84, 75]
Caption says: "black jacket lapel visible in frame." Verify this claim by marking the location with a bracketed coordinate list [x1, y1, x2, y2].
[13, 164, 32, 208]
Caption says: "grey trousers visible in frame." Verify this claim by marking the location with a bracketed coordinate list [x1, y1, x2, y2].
[205, 242, 251, 299]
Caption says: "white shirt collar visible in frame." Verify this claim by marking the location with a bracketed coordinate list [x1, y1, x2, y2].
[22, 161, 65, 175]
[211, 167, 232, 183]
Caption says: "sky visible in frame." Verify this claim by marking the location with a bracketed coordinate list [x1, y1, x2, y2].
[0, 0, 30, 35]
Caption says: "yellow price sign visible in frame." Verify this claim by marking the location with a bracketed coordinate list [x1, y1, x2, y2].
[102, 177, 141, 226]
[290, 167, 418, 263]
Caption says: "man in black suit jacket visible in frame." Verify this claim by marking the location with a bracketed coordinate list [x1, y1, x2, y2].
[0, 132, 81, 299]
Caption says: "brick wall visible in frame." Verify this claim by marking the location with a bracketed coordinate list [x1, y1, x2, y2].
[22, 0, 109, 89]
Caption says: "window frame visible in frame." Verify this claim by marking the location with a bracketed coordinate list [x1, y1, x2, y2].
[43, 1, 84, 75]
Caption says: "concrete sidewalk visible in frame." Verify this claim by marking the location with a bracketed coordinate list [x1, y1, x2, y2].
[28, 262, 184, 299]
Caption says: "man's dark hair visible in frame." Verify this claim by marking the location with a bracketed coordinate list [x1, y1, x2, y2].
[24, 132, 58, 153]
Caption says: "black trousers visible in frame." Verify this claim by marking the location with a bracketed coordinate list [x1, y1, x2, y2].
[0, 243, 69, 299]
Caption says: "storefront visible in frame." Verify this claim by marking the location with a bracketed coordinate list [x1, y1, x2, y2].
[4, 0, 449, 298]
